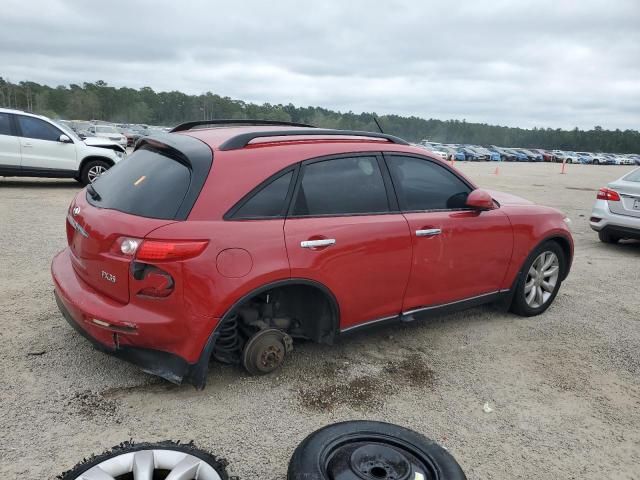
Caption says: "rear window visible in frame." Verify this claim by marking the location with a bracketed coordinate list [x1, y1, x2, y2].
[88, 148, 190, 219]
[624, 169, 640, 182]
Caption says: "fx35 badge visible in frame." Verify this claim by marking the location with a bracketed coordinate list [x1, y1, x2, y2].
[101, 270, 116, 283]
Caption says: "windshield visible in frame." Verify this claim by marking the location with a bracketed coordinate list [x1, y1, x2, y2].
[96, 126, 119, 134]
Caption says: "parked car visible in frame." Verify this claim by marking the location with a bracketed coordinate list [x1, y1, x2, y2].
[87, 124, 128, 147]
[118, 127, 144, 147]
[51, 120, 574, 388]
[490, 146, 516, 162]
[470, 146, 496, 161]
[69, 120, 93, 138]
[458, 147, 482, 161]
[531, 149, 554, 162]
[590, 167, 640, 243]
[559, 151, 577, 164]
[576, 152, 597, 164]
[0, 108, 126, 184]
[507, 148, 529, 162]
[617, 155, 635, 165]
[518, 149, 544, 162]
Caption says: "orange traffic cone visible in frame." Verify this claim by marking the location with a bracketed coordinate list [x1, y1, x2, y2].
[560, 159, 567, 174]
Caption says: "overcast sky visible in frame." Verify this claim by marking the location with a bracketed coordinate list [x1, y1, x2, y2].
[2, 0, 639, 130]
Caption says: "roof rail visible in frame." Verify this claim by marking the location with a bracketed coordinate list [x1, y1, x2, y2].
[218, 129, 411, 151]
[170, 119, 316, 133]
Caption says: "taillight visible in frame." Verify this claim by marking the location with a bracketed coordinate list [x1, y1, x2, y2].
[597, 188, 620, 201]
[114, 238, 208, 261]
[136, 240, 209, 261]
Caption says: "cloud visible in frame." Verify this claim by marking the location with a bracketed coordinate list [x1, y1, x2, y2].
[1, 0, 639, 129]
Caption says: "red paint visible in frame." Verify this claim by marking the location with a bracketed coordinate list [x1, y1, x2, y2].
[51, 127, 574, 371]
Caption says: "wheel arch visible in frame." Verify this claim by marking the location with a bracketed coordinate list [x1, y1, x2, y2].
[79, 155, 115, 174]
[186, 278, 341, 389]
[511, 233, 573, 289]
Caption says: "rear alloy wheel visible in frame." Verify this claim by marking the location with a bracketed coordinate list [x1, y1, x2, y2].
[511, 241, 565, 316]
[58, 441, 229, 480]
[288, 421, 466, 480]
[241, 328, 293, 375]
[598, 230, 620, 244]
[80, 159, 110, 185]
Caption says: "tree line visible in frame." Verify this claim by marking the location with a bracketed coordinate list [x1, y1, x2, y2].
[1, 77, 638, 153]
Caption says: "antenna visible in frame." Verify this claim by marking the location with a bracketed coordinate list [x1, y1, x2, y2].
[373, 115, 384, 134]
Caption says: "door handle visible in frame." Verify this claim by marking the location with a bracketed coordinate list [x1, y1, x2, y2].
[22, 142, 33, 148]
[300, 238, 336, 249]
[416, 228, 442, 237]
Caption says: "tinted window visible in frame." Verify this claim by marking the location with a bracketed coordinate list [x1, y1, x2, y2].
[0, 113, 12, 136]
[17, 116, 62, 141]
[87, 148, 190, 220]
[293, 156, 389, 216]
[387, 155, 471, 211]
[233, 171, 293, 218]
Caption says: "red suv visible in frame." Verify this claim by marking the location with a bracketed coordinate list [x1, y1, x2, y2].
[51, 120, 573, 388]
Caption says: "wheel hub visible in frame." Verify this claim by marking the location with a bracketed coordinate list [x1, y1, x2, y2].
[350, 444, 412, 480]
[260, 344, 284, 369]
[325, 440, 434, 480]
[241, 328, 292, 375]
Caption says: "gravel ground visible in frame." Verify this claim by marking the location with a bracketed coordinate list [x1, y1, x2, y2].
[1, 162, 639, 479]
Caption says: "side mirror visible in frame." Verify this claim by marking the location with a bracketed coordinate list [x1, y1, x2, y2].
[466, 189, 496, 210]
[59, 134, 73, 143]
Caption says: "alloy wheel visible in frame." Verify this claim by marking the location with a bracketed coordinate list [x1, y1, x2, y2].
[524, 251, 560, 308]
[69, 448, 224, 480]
[87, 165, 107, 183]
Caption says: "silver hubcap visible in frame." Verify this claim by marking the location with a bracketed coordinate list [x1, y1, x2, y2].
[524, 251, 559, 308]
[88, 165, 107, 183]
[74, 449, 223, 480]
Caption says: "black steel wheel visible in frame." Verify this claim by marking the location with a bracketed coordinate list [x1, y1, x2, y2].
[288, 421, 466, 480]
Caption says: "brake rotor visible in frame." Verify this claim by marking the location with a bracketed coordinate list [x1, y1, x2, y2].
[242, 328, 292, 375]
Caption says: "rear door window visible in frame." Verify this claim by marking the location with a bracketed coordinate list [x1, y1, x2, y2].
[292, 156, 389, 216]
[88, 148, 191, 220]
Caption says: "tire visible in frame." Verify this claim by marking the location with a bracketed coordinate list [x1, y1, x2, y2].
[79, 159, 111, 185]
[58, 440, 229, 479]
[593, 159, 600, 165]
[510, 241, 565, 317]
[598, 230, 620, 244]
[288, 421, 466, 480]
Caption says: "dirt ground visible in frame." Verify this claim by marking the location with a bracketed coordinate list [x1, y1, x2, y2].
[1, 162, 639, 479]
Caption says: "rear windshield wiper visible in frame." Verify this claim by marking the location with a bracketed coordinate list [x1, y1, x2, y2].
[87, 184, 102, 201]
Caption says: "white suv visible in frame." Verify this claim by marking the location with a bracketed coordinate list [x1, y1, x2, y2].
[0, 108, 126, 185]
[86, 124, 128, 147]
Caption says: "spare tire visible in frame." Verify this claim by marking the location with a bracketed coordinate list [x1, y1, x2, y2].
[58, 440, 229, 480]
[288, 421, 466, 480]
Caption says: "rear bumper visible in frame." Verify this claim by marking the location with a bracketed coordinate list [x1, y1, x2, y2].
[51, 248, 219, 387]
[54, 290, 190, 383]
[590, 199, 640, 238]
